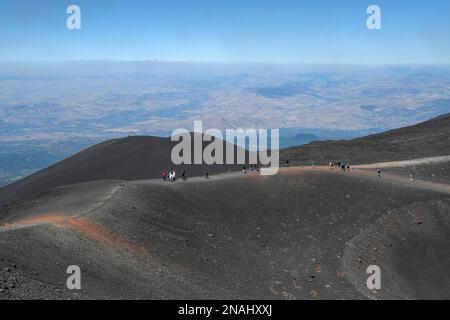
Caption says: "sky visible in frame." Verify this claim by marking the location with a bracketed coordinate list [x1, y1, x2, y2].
[0, 0, 449, 64]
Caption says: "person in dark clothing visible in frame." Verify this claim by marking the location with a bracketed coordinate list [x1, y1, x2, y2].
[181, 169, 186, 180]
[162, 170, 168, 181]
[204, 171, 209, 179]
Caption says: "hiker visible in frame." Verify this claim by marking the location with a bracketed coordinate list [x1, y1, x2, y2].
[243, 165, 247, 174]
[204, 171, 209, 179]
[163, 170, 168, 181]
[377, 169, 382, 177]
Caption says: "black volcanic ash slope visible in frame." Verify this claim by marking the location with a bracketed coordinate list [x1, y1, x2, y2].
[0, 135, 245, 205]
[1, 167, 449, 299]
[281, 114, 450, 165]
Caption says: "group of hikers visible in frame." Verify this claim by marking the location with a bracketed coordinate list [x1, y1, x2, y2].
[242, 164, 261, 174]
[326, 160, 389, 178]
[162, 169, 187, 181]
[162, 169, 209, 181]
[329, 161, 352, 171]
[283, 159, 352, 171]
[162, 169, 177, 181]
[163, 164, 263, 181]
[329, 160, 386, 177]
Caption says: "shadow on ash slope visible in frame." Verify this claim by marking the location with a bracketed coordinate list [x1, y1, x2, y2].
[344, 156, 450, 300]
[1, 157, 450, 299]
[342, 199, 450, 300]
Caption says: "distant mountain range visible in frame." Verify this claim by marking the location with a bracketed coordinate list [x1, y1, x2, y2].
[279, 133, 321, 148]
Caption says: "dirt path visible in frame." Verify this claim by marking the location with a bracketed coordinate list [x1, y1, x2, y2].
[278, 155, 450, 195]
[0, 184, 123, 232]
[343, 168, 450, 194]
[278, 166, 450, 195]
[354, 155, 450, 169]
[342, 155, 450, 194]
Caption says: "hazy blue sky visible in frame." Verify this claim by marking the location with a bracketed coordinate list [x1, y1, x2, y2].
[0, 0, 449, 64]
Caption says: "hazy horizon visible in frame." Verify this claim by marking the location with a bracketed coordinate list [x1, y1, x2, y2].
[1, 0, 450, 64]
